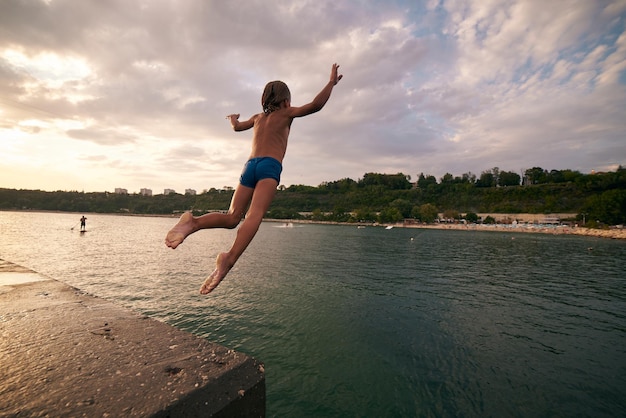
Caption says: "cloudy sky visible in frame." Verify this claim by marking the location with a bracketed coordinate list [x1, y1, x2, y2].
[1, 0, 625, 193]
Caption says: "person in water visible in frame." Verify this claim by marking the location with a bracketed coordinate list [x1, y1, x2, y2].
[165, 63, 343, 294]
[80, 215, 87, 231]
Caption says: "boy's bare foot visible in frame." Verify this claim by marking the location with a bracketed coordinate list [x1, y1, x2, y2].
[165, 212, 195, 249]
[200, 252, 233, 294]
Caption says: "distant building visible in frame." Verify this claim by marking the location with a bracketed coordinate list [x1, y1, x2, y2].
[140, 188, 152, 196]
[114, 188, 128, 194]
[164, 188, 176, 195]
[185, 189, 196, 195]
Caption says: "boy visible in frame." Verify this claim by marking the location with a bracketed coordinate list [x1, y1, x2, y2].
[165, 63, 343, 294]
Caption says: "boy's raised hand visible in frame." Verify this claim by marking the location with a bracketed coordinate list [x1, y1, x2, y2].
[331, 63, 343, 85]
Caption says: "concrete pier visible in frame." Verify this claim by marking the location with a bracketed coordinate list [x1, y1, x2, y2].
[0, 259, 265, 417]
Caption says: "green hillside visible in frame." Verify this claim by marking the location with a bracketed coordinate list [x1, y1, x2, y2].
[1, 167, 625, 226]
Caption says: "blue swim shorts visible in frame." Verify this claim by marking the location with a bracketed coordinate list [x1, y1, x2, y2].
[239, 157, 283, 188]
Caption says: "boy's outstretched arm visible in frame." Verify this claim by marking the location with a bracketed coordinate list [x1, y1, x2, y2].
[227, 113, 256, 131]
[289, 63, 343, 118]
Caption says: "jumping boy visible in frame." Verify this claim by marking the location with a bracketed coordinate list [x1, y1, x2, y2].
[165, 63, 343, 294]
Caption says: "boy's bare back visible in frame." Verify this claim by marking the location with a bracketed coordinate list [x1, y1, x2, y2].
[248, 111, 292, 163]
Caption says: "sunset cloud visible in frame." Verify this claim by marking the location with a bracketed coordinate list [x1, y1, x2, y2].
[1, 0, 624, 193]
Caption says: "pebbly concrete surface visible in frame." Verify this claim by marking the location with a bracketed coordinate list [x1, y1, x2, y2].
[0, 259, 265, 417]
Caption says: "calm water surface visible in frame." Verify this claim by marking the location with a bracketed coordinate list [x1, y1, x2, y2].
[1, 211, 625, 417]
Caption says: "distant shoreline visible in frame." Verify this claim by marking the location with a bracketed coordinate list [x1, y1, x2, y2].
[403, 222, 626, 240]
[266, 219, 626, 240]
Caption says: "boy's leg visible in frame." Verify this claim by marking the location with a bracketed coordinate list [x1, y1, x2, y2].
[200, 178, 278, 294]
[165, 184, 254, 249]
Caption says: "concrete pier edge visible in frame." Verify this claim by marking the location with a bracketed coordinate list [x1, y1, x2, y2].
[0, 259, 265, 417]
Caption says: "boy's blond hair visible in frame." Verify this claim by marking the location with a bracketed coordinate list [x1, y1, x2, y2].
[262, 81, 291, 114]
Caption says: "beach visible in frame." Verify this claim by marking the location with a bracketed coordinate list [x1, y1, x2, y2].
[403, 222, 626, 240]
[272, 219, 626, 240]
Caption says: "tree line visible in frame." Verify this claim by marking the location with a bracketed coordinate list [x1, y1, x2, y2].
[1, 166, 625, 226]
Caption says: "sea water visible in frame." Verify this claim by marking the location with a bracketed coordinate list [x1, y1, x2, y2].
[1, 211, 625, 417]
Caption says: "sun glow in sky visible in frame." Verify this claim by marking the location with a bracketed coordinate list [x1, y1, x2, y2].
[1, 0, 625, 193]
